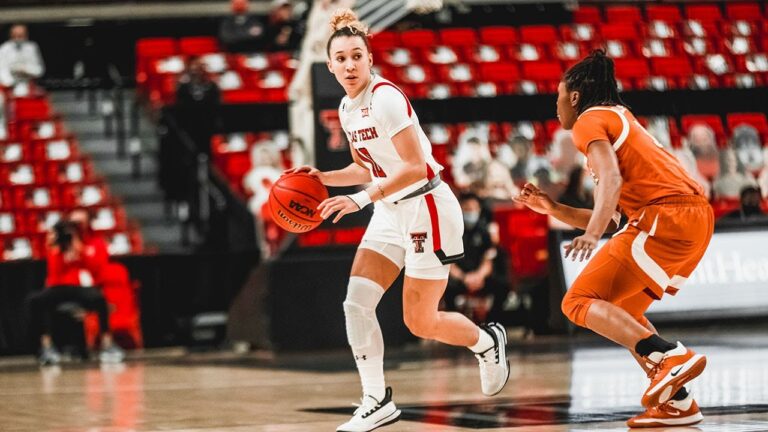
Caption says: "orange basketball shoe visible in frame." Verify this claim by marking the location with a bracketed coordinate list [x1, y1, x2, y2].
[642, 342, 706, 408]
[627, 394, 703, 428]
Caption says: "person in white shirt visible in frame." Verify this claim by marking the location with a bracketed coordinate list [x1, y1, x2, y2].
[0, 24, 44, 89]
[285, 9, 509, 432]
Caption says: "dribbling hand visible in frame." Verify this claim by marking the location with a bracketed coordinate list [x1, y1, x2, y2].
[318, 196, 360, 224]
[283, 165, 325, 182]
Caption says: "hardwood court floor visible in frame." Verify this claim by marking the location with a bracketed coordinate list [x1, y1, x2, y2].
[1, 326, 768, 432]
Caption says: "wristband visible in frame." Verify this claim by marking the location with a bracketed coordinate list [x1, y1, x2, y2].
[347, 190, 372, 209]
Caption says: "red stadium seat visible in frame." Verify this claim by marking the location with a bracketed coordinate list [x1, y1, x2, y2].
[614, 58, 651, 89]
[11, 97, 51, 122]
[478, 62, 520, 84]
[651, 57, 693, 80]
[600, 22, 641, 41]
[478, 26, 517, 46]
[179, 37, 219, 56]
[400, 29, 437, 49]
[681, 114, 727, 147]
[725, 2, 763, 22]
[685, 4, 723, 22]
[646, 4, 683, 23]
[438, 28, 478, 48]
[521, 61, 563, 92]
[605, 5, 643, 23]
[370, 30, 399, 52]
[727, 112, 768, 140]
[518, 25, 558, 45]
[572, 6, 602, 24]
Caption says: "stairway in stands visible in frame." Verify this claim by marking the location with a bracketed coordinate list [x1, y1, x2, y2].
[50, 89, 187, 252]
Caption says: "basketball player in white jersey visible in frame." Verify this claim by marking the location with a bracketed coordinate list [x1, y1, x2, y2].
[285, 9, 510, 432]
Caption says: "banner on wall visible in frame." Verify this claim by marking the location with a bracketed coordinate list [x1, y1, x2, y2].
[558, 229, 768, 319]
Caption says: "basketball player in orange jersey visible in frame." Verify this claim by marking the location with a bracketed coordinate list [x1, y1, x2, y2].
[515, 50, 713, 428]
[284, 9, 509, 432]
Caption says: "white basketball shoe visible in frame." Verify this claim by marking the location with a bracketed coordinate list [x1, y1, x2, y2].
[336, 386, 401, 432]
[476, 323, 510, 396]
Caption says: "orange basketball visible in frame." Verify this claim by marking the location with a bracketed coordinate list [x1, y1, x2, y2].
[268, 172, 329, 233]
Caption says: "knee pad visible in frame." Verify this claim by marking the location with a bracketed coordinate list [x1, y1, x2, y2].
[561, 290, 594, 328]
[343, 276, 385, 352]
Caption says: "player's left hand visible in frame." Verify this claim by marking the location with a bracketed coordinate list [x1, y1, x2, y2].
[564, 232, 599, 262]
[318, 196, 360, 223]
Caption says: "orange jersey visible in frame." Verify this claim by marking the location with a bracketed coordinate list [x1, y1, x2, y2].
[571, 105, 704, 217]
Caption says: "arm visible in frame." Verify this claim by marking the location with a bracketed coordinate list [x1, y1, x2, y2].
[318, 125, 426, 222]
[515, 183, 620, 232]
[26, 43, 44, 78]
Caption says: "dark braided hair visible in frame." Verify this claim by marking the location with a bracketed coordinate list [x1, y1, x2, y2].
[563, 49, 627, 115]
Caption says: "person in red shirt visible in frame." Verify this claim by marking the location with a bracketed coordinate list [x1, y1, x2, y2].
[515, 50, 713, 428]
[26, 220, 124, 366]
[69, 209, 109, 284]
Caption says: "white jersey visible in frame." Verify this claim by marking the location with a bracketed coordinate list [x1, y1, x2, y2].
[339, 75, 443, 203]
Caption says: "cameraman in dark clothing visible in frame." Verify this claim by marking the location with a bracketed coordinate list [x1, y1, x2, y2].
[445, 193, 512, 323]
[26, 221, 124, 366]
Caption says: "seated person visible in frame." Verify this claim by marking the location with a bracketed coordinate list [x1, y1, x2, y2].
[219, 0, 266, 52]
[720, 186, 768, 223]
[0, 24, 44, 92]
[445, 193, 511, 323]
[26, 221, 124, 366]
[713, 148, 757, 199]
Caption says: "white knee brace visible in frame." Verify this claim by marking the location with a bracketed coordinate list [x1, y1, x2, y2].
[343, 276, 385, 359]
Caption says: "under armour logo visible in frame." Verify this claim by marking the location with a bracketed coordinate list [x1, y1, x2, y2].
[355, 354, 367, 361]
[410, 232, 427, 253]
[361, 107, 370, 117]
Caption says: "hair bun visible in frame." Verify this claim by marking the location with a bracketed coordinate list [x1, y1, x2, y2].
[329, 8, 369, 35]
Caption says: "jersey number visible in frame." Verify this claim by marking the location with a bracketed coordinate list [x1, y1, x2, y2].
[356, 147, 387, 178]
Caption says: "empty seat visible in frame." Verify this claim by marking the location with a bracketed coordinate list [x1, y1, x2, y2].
[518, 25, 558, 45]
[479, 26, 517, 46]
[370, 30, 399, 52]
[725, 2, 763, 22]
[400, 29, 437, 49]
[646, 4, 683, 23]
[605, 5, 643, 23]
[685, 4, 723, 22]
[179, 37, 219, 56]
[438, 28, 478, 48]
[572, 6, 602, 24]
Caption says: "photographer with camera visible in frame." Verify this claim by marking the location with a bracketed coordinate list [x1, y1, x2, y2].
[26, 220, 124, 366]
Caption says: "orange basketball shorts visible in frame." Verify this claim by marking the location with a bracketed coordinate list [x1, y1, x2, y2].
[562, 195, 714, 328]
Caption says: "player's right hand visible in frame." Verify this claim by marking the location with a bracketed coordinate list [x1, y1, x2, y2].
[513, 182, 556, 215]
[284, 165, 323, 180]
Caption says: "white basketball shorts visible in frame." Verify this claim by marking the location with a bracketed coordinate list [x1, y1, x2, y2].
[360, 182, 464, 279]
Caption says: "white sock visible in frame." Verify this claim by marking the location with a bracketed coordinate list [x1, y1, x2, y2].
[469, 327, 494, 353]
[344, 276, 387, 402]
[357, 358, 386, 401]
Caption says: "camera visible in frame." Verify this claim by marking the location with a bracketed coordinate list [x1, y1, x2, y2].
[52, 220, 78, 252]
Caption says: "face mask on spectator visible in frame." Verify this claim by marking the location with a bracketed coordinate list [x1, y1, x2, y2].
[463, 211, 480, 228]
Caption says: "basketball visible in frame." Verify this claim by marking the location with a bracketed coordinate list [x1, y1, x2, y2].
[268, 173, 328, 233]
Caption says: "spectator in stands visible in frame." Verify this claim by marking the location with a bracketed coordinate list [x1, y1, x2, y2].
[757, 148, 768, 199]
[509, 134, 533, 187]
[175, 57, 220, 157]
[713, 147, 757, 199]
[69, 208, 110, 284]
[673, 140, 712, 200]
[558, 166, 594, 210]
[687, 123, 720, 180]
[243, 142, 283, 215]
[263, 0, 304, 53]
[219, 0, 266, 52]
[548, 129, 581, 183]
[0, 24, 44, 92]
[721, 186, 768, 222]
[445, 193, 511, 323]
[731, 125, 763, 174]
[27, 220, 124, 366]
[452, 134, 491, 192]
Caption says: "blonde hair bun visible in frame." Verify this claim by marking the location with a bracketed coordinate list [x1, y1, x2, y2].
[329, 8, 369, 35]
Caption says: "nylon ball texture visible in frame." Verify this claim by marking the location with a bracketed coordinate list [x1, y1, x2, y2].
[268, 173, 329, 233]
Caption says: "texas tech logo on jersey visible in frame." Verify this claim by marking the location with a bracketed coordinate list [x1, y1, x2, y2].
[410, 232, 427, 253]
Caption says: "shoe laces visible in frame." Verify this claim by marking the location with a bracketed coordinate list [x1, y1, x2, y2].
[645, 355, 665, 380]
[352, 395, 380, 418]
[475, 345, 499, 365]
